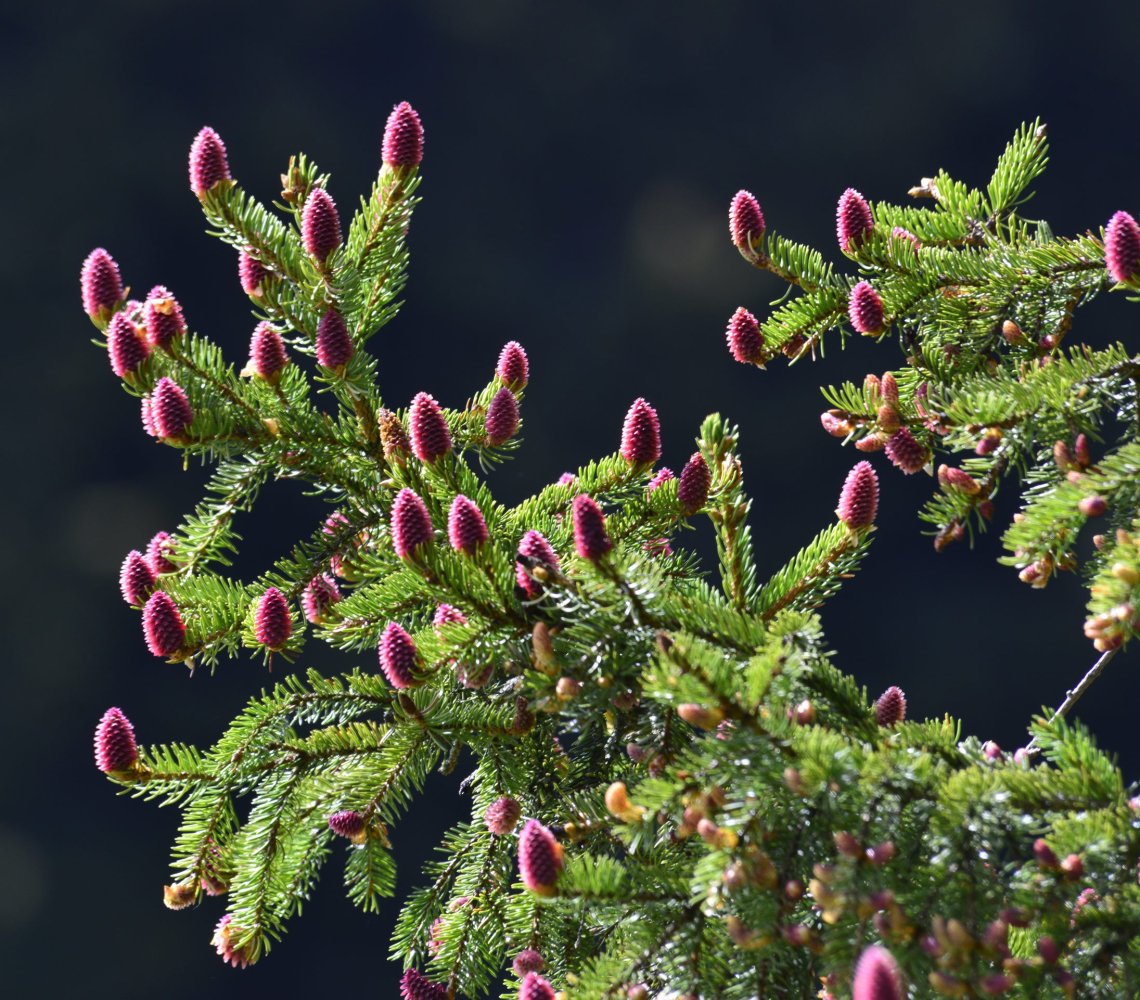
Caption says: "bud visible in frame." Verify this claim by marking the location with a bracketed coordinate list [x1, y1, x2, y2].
[80, 247, 125, 322]
[729, 189, 766, 258]
[399, 968, 447, 1000]
[382, 101, 424, 168]
[1074, 433, 1091, 468]
[146, 531, 178, 574]
[150, 377, 194, 440]
[572, 494, 612, 561]
[978, 974, 1015, 996]
[143, 285, 186, 350]
[519, 972, 556, 1000]
[484, 796, 522, 836]
[433, 603, 468, 630]
[513, 950, 544, 976]
[604, 781, 645, 823]
[794, 699, 816, 725]
[976, 431, 1001, 456]
[1053, 439, 1076, 471]
[316, 308, 354, 372]
[302, 574, 341, 624]
[409, 391, 453, 463]
[855, 432, 888, 452]
[848, 281, 885, 335]
[677, 703, 725, 729]
[518, 819, 563, 895]
[555, 676, 581, 700]
[107, 312, 151, 378]
[983, 740, 1002, 760]
[485, 386, 521, 445]
[119, 549, 156, 605]
[836, 187, 874, 252]
[620, 398, 662, 466]
[497, 340, 529, 389]
[254, 587, 292, 651]
[379, 621, 421, 688]
[876, 404, 900, 434]
[884, 427, 927, 474]
[211, 914, 255, 969]
[879, 371, 899, 405]
[866, 840, 896, 865]
[328, 809, 368, 843]
[677, 452, 712, 515]
[1059, 853, 1083, 879]
[851, 945, 903, 1000]
[391, 488, 433, 558]
[301, 186, 342, 262]
[516, 530, 560, 598]
[821, 409, 853, 437]
[647, 467, 675, 493]
[874, 686, 907, 727]
[891, 226, 920, 253]
[836, 461, 879, 529]
[1105, 210, 1140, 284]
[726, 306, 764, 364]
[163, 882, 198, 910]
[245, 322, 288, 382]
[940, 466, 981, 495]
[447, 495, 489, 555]
[238, 250, 267, 297]
[94, 706, 139, 773]
[189, 126, 231, 197]
[143, 590, 186, 657]
[511, 696, 536, 735]
[1078, 495, 1106, 517]
[1037, 936, 1059, 964]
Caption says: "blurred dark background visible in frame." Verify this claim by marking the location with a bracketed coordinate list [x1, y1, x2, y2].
[3, 1, 1138, 995]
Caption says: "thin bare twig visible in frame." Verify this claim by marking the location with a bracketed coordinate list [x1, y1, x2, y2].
[1025, 646, 1121, 756]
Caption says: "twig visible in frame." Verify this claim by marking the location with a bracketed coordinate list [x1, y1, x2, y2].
[1025, 646, 1121, 755]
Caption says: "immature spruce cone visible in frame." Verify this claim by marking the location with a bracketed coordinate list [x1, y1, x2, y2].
[512, 949, 544, 976]
[316, 308, 353, 371]
[93, 706, 138, 773]
[572, 494, 612, 561]
[517, 819, 563, 895]
[211, 914, 254, 969]
[836, 461, 879, 529]
[379, 621, 420, 688]
[142, 590, 186, 657]
[383, 102, 424, 168]
[879, 371, 899, 405]
[884, 427, 927, 474]
[432, 603, 468, 629]
[146, 531, 178, 574]
[246, 322, 288, 382]
[253, 587, 292, 651]
[238, 250, 266, 297]
[390, 488, 433, 558]
[328, 810, 367, 841]
[378, 408, 411, 462]
[890, 226, 920, 253]
[647, 467, 674, 493]
[484, 796, 522, 835]
[836, 187, 874, 252]
[150, 377, 193, 439]
[848, 281, 885, 335]
[497, 340, 529, 388]
[726, 306, 764, 364]
[399, 968, 446, 1000]
[851, 944, 903, 1000]
[485, 386, 520, 445]
[519, 972, 557, 1000]
[677, 452, 712, 515]
[107, 312, 150, 378]
[874, 686, 907, 727]
[516, 529, 560, 598]
[143, 285, 186, 349]
[729, 189, 765, 258]
[119, 549, 156, 605]
[448, 495, 489, 554]
[409, 392, 453, 463]
[80, 247, 124, 321]
[189, 126, 231, 197]
[301, 187, 342, 262]
[620, 398, 662, 465]
[302, 574, 341, 624]
[1105, 210, 1140, 284]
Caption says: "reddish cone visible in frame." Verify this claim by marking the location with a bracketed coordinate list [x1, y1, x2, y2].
[848, 281, 885, 334]
[119, 549, 156, 605]
[513, 950, 544, 976]
[836, 461, 879, 529]
[254, 587, 292, 650]
[390, 488, 433, 558]
[211, 914, 254, 969]
[379, 621, 420, 688]
[409, 391, 453, 462]
[189, 127, 231, 197]
[1105, 210, 1140, 284]
[143, 285, 186, 349]
[433, 603, 468, 630]
[302, 574, 341, 624]
[874, 686, 907, 727]
[484, 796, 522, 835]
[519, 973, 556, 1000]
[448, 495, 489, 554]
[147, 531, 178, 574]
[572, 494, 612, 561]
[94, 707, 138, 773]
[107, 312, 151, 378]
[246, 322, 288, 382]
[80, 248, 124, 321]
[730, 189, 766, 258]
[852, 944, 903, 1000]
[677, 452, 712, 515]
[379, 408, 411, 463]
[647, 467, 674, 493]
[238, 250, 267, 297]
[620, 398, 662, 465]
[726, 306, 764, 364]
[884, 427, 927, 474]
[143, 591, 186, 657]
[399, 968, 446, 1000]
[518, 819, 563, 895]
[316, 308, 354, 371]
[328, 810, 367, 840]
[486, 386, 521, 445]
[301, 187, 342, 262]
[891, 227, 921, 253]
[837, 187, 874, 252]
[497, 340, 529, 389]
[516, 530, 560, 598]
[383, 102, 424, 168]
[151, 377, 193, 439]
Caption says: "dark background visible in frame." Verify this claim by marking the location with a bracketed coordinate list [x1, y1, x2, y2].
[3, 1, 1138, 996]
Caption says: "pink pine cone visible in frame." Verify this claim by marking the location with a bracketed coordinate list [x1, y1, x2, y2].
[518, 819, 563, 895]
[302, 574, 341, 624]
[316, 308, 354, 371]
[513, 949, 544, 976]
[238, 250, 267, 296]
[848, 281, 885, 334]
[836, 461, 879, 529]
[107, 312, 151, 378]
[94, 706, 139, 773]
[726, 306, 764, 364]
[383, 101, 424, 168]
[620, 398, 662, 466]
[254, 587, 292, 650]
[399, 968, 446, 1000]
[677, 452, 712, 515]
[647, 467, 674, 493]
[516, 529, 560, 598]
[390, 488, 433, 558]
[572, 494, 612, 561]
[519, 972, 557, 1000]
[884, 426, 927, 474]
[247, 322, 288, 381]
[836, 187, 874, 252]
[143, 590, 186, 657]
[448, 495, 489, 554]
[409, 392, 453, 463]
[484, 796, 522, 835]
[151, 377, 193, 439]
[874, 686, 907, 727]
[852, 944, 903, 1000]
[146, 531, 177, 574]
[486, 386, 521, 446]
[80, 247, 124, 321]
[211, 914, 254, 969]
[729, 189, 765, 257]
[433, 603, 468, 630]
[301, 187, 342, 262]
[328, 809, 367, 840]
[119, 549, 156, 605]
[891, 226, 921, 253]
[1105, 210, 1140, 284]
[379, 621, 420, 688]
[189, 126, 231, 197]
[143, 285, 186, 349]
[497, 340, 529, 388]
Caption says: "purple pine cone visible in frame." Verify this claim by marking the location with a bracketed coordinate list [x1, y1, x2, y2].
[254, 587, 292, 651]
[836, 461, 879, 529]
[409, 392, 453, 462]
[301, 187, 342, 262]
[143, 590, 186, 657]
[572, 494, 612, 561]
[513, 949, 544, 976]
[1105, 210, 1140, 284]
[189, 126, 231, 197]
[107, 312, 151, 378]
[146, 531, 178, 574]
[247, 322, 288, 382]
[516, 530, 560, 599]
[852, 944, 903, 1000]
[390, 488, 433, 558]
[433, 603, 468, 630]
[726, 306, 764, 364]
[448, 495, 489, 554]
[316, 308, 354, 371]
[484, 796, 522, 835]
[729, 189, 765, 258]
[836, 187, 874, 252]
[302, 574, 341, 624]
[399, 968, 446, 1000]
[143, 285, 186, 350]
[80, 248, 124, 321]
[151, 377, 193, 440]
[848, 281, 885, 335]
[678, 452, 712, 515]
[874, 686, 907, 727]
[647, 467, 674, 493]
[119, 549, 156, 605]
[238, 250, 267, 297]
[884, 427, 927, 474]
[383, 102, 424, 168]
[518, 819, 563, 895]
[497, 340, 529, 388]
[379, 622, 420, 688]
[520, 973, 557, 1000]
[328, 809, 367, 840]
[620, 398, 662, 466]
[94, 706, 138, 773]
[485, 386, 521, 446]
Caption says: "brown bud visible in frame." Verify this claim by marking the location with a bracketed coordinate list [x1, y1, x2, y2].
[163, 882, 199, 910]
[604, 782, 645, 823]
[531, 622, 558, 675]
[677, 703, 725, 729]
